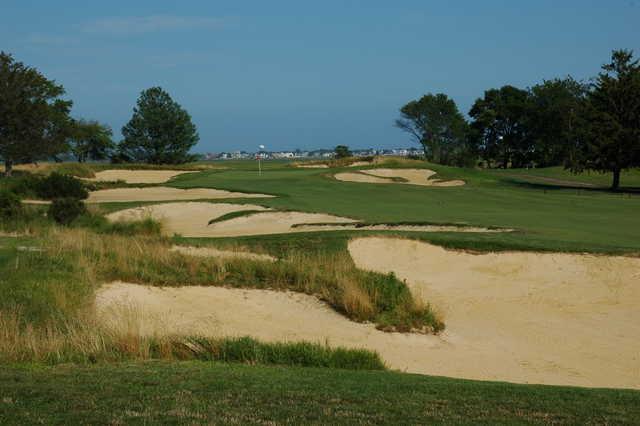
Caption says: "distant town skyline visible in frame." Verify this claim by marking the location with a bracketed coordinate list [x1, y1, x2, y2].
[2, 0, 639, 152]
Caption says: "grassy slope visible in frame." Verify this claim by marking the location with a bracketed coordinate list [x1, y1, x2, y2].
[167, 162, 640, 253]
[1, 362, 638, 425]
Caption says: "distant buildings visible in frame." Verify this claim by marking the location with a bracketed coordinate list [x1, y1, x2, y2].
[201, 147, 423, 160]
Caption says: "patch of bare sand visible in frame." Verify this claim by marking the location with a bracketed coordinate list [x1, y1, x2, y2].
[86, 169, 198, 184]
[96, 281, 442, 369]
[87, 187, 273, 203]
[170, 245, 276, 262]
[348, 161, 372, 167]
[348, 237, 640, 389]
[295, 223, 511, 233]
[194, 211, 357, 237]
[296, 164, 329, 169]
[106, 202, 271, 236]
[335, 168, 465, 187]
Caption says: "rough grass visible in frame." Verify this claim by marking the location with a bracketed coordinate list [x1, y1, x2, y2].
[46, 228, 442, 333]
[207, 209, 269, 225]
[0, 309, 383, 368]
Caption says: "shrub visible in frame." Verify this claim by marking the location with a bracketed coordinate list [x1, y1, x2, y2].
[37, 173, 88, 200]
[54, 163, 95, 178]
[0, 189, 23, 219]
[48, 198, 86, 225]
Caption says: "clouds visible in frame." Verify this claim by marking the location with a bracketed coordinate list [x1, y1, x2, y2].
[81, 15, 224, 36]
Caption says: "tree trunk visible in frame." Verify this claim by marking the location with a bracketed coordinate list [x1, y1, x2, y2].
[612, 168, 621, 190]
[4, 159, 13, 177]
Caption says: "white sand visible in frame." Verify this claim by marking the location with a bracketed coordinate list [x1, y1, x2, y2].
[86, 169, 198, 184]
[335, 168, 465, 187]
[170, 245, 276, 262]
[348, 237, 640, 389]
[87, 187, 273, 203]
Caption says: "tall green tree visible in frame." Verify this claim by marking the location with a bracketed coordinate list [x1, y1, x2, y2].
[334, 145, 351, 159]
[0, 51, 73, 176]
[118, 87, 199, 164]
[469, 85, 530, 168]
[395, 93, 468, 165]
[568, 50, 640, 190]
[70, 119, 114, 162]
[528, 77, 588, 167]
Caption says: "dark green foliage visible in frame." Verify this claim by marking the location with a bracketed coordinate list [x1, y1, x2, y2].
[118, 87, 199, 164]
[0, 52, 73, 176]
[165, 336, 385, 370]
[396, 93, 470, 166]
[0, 189, 22, 219]
[69, 119, 114, 163]
[334, 145, 351, 159]
[469, 85, 531, 168]
[568, 49, 640, 189]
[36, 172, 88, 200]
[528, 77, 588, 167]
[48, 198, 86, 225]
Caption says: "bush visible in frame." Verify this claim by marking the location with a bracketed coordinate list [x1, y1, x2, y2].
[54, 163, 95, 178]
[48, 198, 86, 225]
[37, 173, 88, 200]
[0, 189, 23, 219]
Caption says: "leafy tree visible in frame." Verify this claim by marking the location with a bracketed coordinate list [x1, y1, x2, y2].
[528, 78, 588, 167]
[568, 50, 640, 190]
[469, 86, 530, 168]
[334, 145, 351, 159]
[70, 119, 114, 162]
[118, 87, 199, 164]
[0, 51, 73, 176]
[395, 93, 468, 165]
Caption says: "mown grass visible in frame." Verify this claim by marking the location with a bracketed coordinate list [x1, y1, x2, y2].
[1, 361, 638, 425]
[169, 160, 640, 253]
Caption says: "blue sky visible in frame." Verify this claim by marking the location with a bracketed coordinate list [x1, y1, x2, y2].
[2, 1, 639, 152]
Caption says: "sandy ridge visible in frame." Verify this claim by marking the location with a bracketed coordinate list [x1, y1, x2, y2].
[335, 168, 465, 187]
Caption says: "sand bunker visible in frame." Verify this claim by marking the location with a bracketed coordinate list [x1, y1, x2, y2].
[107, 202, 271, 235]
[96, 281, 448, 375]
[86, 169, 198, 184]
[110, 203, 357, 238]
[348, 161, 372, 167]
[335, 168, 465, 187]
[296, 164, 329, 169]
[170, 245, 276, 262]
[348, 237, 640, 389]
[87, 187, 273, 203]
[295, 223, 511, 233]
[109, 202, 510, 237]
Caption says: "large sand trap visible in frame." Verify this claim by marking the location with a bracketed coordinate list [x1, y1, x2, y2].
[170, 245, 276, 262]
[96, 281, 446, 373]
[335, 168, 465, 187]
[86, 169, 198, 184]
[106, 202, 271, 236]
[87, 187, 273, 203]
[109, 202, 510, 237]
[348, 237, 640, 389]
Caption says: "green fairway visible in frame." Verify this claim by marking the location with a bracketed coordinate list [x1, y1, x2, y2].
[1, 362, 638, 425]
[168, 162, 640, 253]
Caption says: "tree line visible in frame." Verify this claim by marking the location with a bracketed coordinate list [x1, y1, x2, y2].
[396, 49, 640, 189]
[0, 52, 199, 176]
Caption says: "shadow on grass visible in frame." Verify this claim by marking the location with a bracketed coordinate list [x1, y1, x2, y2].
[502, 178, 640, 195]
